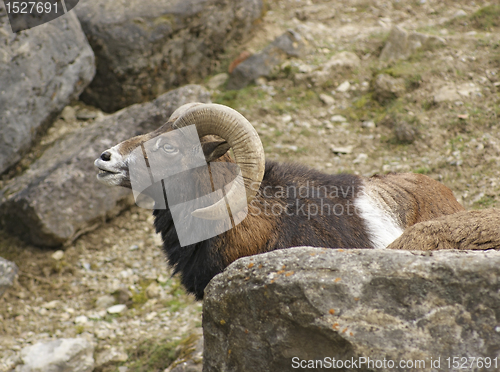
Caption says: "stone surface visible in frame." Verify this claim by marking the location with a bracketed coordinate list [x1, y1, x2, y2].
[0, 12, 95, 175]
[107, 304, 127, 314]
[15, 338, 94, 372]
[373, 73, 406, 103]
[227, 30, 307, 90]
[207, 73, 229, 90]
[203, 247, 500, 372]
[394, 121, 418, 144]
[0, 85, 210, 247]
[0, 257, 18, 298]
[310, 51, 360, 86]
[434, 85, 461, 103]
[95, 295, 116, 309]
[75, 0, 263, 112]
[380, 25, 446, 61]
[95, 347, 128, 369]
[295, 4, 336, 21]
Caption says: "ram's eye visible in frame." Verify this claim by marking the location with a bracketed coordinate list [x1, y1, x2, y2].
[162, 144, 178, 154]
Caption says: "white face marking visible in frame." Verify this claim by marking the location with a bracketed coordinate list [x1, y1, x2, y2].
[94, 145, 128, 186]
[354, 188, 404, 249]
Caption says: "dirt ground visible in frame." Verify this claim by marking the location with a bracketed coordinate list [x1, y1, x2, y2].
[1, 0, 499, 371]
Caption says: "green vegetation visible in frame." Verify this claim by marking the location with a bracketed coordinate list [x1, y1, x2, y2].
[213, 87, 266, 110]
[130, 279, 154, 308]
[126, 333, 202, 372]
[470, 5, 500, 30]
[473, 195, 497, 209]
[127, 338, 181, 372]
[414, 166, 431, 175]
[447, 5, 500, 31]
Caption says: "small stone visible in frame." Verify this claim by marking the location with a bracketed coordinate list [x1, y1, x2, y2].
[157, 274, 169, 283]
[95, 295, 115, 309]
[107, 304, 127, 314]
[319, 94, 335, 106]
[394, 122, 418, 144]
[76, 108, 98, 120]
[373, 74, 406, 103]
[330, 115, 347, 122]
[331, 145, 353, 154]
[118, 367, 128, 372]
[42, 300, 61, 310]
[336, 81, 351, 92]
[38, 307, 48, 316]
[0, 258, 18, 298]
[95, 347, 128, 368]
[146, 311, 158, 321]
[353, 153, 368, 164]
[207, 73, 229, 90]
[153, 234, 163, 247]
[60, 313, 71, 321]
[129, 244, 139, 251]
[281, 114, 292, 123]
[434, 85, 461, 103]
[74, 315, 88, 324]
[362, 121, 376, 128]
[146, 282, 161, 299]
[51, 250, 64, 261]
[453, 9, 467, 18]
[16, 338, 94, 372]
[60, 106, 76, 122]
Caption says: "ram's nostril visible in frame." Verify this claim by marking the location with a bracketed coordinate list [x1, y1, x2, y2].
[100, 151, 112, 161]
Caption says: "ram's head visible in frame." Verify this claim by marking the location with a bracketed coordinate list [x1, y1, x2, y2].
[94, 103, 265, 220]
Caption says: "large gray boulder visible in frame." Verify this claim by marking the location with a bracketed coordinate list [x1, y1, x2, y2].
[203, 247, 500, 372]
[0, 12, 95, 175]
[0, 257, 18, 298]
[74, 0, 264, 112]
[15, 338, 94, 372]
[0, 85, 210, 247]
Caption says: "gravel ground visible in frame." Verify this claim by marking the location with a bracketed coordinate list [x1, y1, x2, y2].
[1, 0, 499, 370]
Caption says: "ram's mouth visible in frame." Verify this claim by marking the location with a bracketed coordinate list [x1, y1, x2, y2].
[97, 168, 119, 177]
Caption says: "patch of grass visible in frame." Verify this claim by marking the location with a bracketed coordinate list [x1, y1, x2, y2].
[75, 325, 85, 334]
[414, 166, 431, 175]
[164, 298, 186, 313]
[299, 129, 313, 137]
[130, 279, 154, 309]
[127, 338, 181, 372]
[472, 195, 497, 209]
[449, 135, 465, 152]
[373, 62, 423, 91]
[447, 5, 500, 32]
[470, 5, 500, 30]
[213, 86, 266, 110]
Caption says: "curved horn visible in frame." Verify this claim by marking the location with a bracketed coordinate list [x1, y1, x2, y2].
[172, 103, 265, 220]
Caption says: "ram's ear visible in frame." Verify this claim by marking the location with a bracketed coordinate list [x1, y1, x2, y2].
[202, 141, 231, 162]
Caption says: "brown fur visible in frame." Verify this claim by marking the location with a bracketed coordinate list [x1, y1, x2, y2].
[217, 203, 279, 266]
[365, 173, 465, 229]
[387, 209, 500, 250]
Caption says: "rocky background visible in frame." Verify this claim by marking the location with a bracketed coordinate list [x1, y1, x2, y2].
[0, 0, 499, 371]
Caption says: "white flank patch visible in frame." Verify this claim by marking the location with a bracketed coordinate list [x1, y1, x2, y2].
[354, 190, 404, 249]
